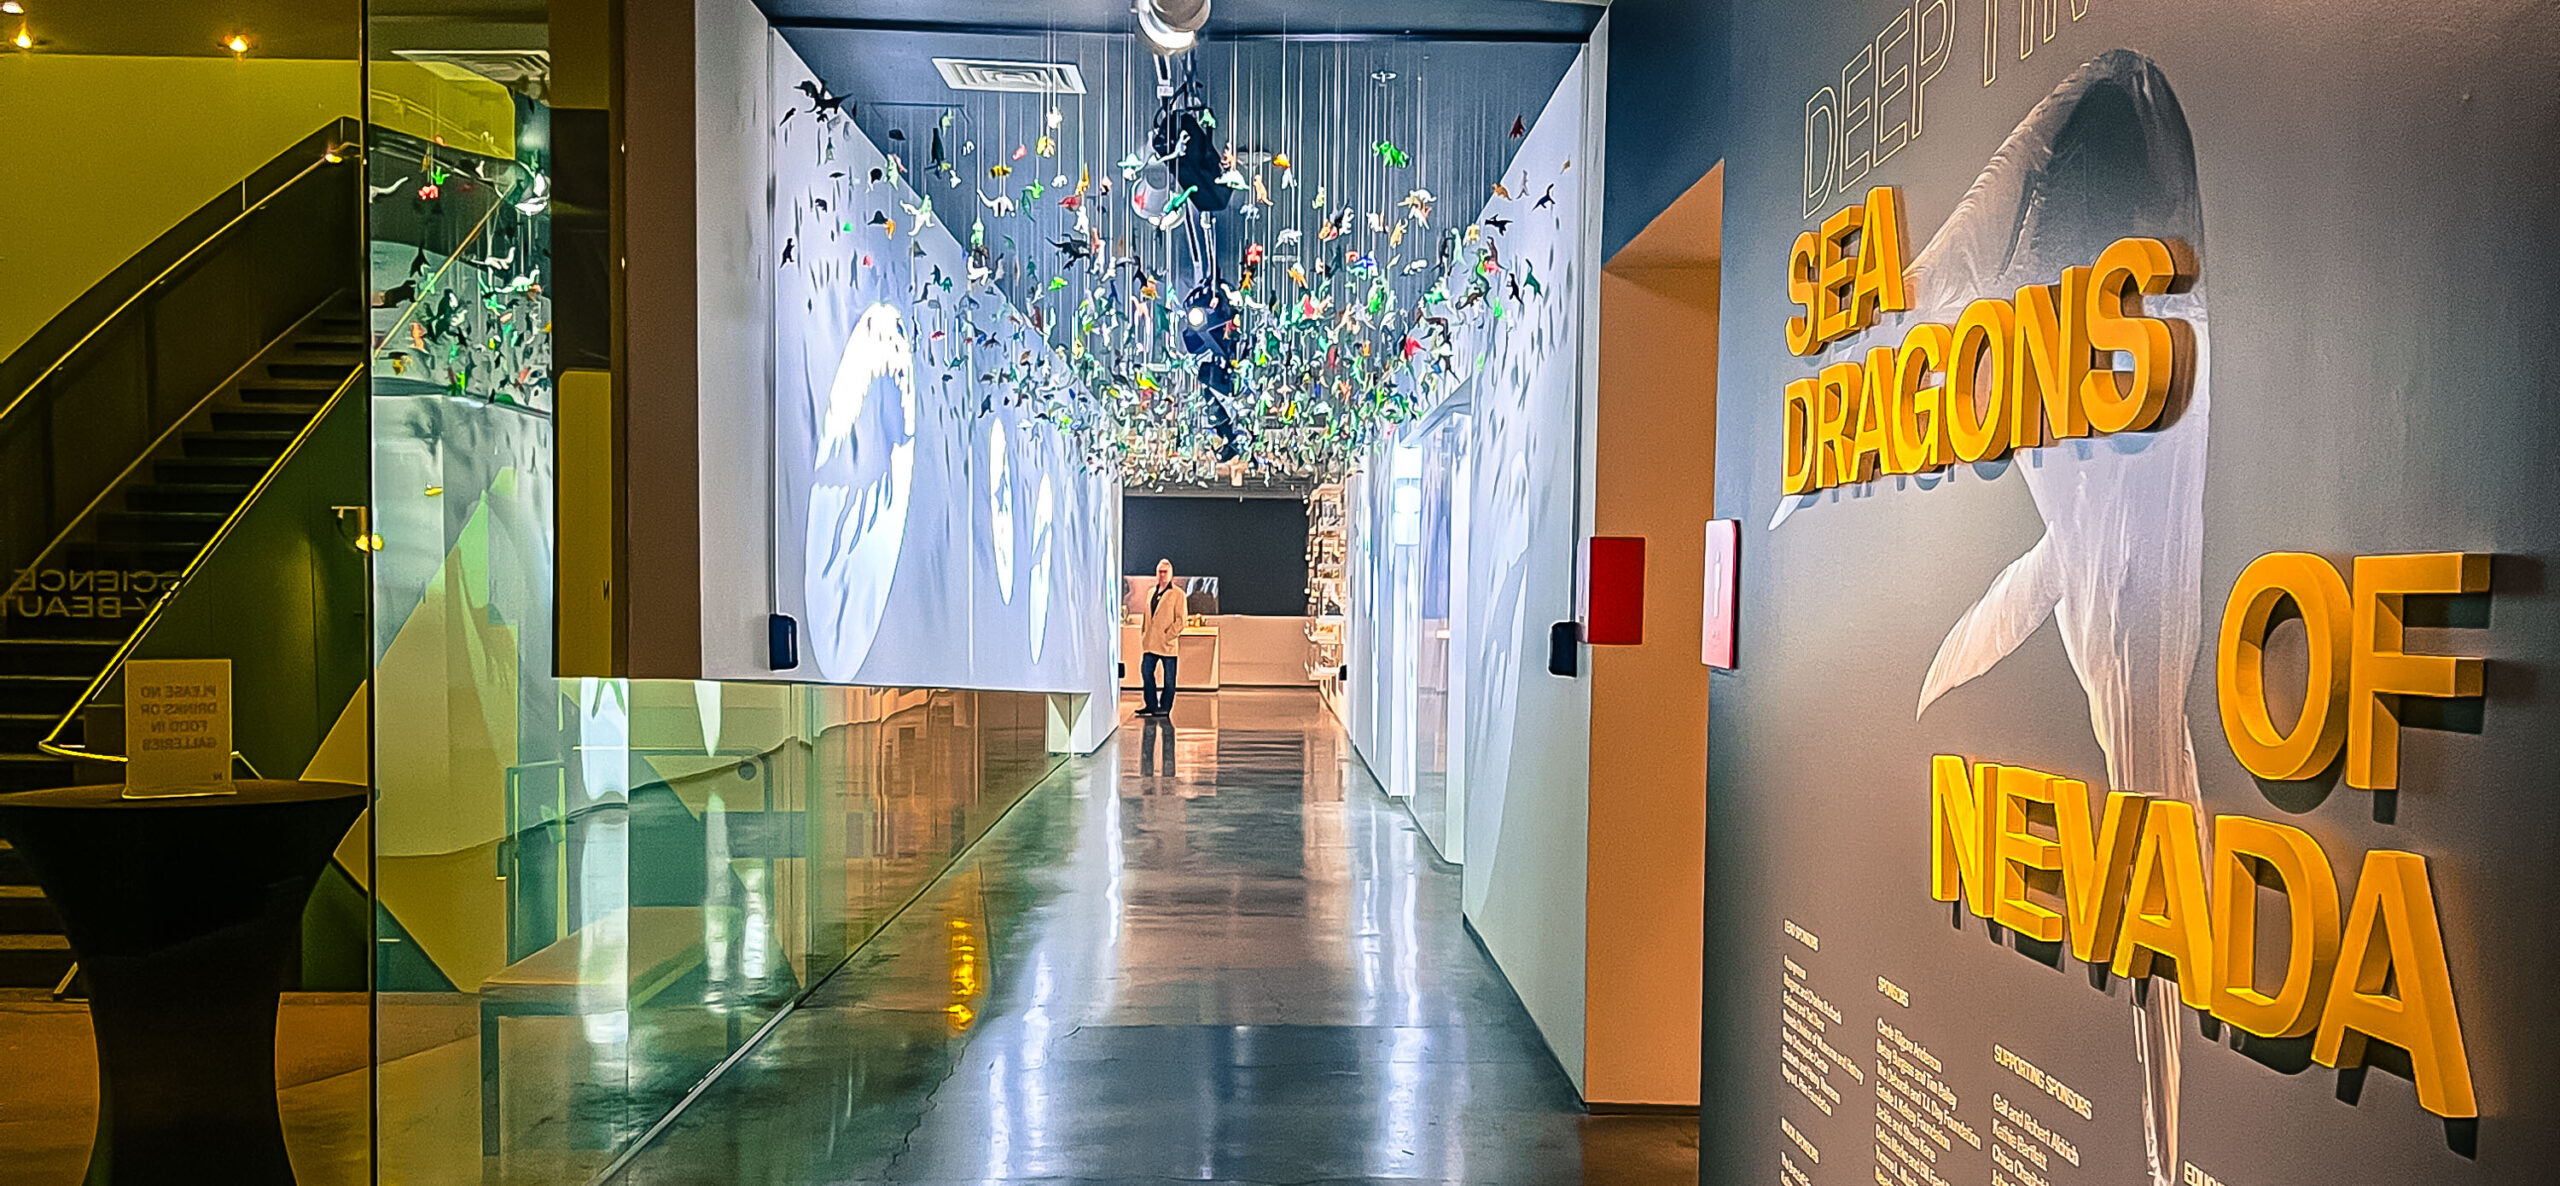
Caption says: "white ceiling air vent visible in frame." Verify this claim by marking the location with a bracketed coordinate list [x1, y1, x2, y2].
[932, 58, 1088, 95]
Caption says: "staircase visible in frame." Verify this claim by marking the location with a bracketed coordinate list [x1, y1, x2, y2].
[0, 302, 364, 988]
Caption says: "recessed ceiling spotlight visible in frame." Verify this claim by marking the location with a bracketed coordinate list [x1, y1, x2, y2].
[225, 33, 250, 54]
[2, 4, 24, 16]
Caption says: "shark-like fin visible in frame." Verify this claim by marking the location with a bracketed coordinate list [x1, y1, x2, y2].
[1916, 529, 2064, 719]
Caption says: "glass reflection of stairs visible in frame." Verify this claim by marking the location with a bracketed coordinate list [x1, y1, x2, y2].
[0, 303, 363, 987]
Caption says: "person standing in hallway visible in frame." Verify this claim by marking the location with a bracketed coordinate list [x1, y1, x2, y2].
[1137, 557, 1188, 717]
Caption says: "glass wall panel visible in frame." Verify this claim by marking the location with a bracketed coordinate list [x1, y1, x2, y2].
[360, 12, 1070, 1181]
[0, 5, 367, 1185]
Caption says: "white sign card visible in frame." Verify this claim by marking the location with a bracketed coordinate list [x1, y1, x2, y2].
[123, 658, 235, 798]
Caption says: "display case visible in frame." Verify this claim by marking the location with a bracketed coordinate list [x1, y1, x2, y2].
[1304, 483, 1347, 687]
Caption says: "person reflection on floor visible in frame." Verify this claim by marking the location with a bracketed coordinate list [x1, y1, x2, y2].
[1137, 712, 1176, 779]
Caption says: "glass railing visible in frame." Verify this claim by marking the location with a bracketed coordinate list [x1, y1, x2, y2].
[0, 119, 365, 644]
[26, 146, 518, 775]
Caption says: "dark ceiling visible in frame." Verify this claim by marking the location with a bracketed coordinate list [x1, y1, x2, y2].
[755, 0, 1604, 40]
[777, 23, 1585, 365]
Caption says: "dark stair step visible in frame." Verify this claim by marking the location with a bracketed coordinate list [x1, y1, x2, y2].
[0, 886, 62, 935]
[213, 408, 317, 434]
[152, 456, 269, 486]
[97, 511, 224, 544]
[0, 712, 57, 750]
[182, 430, 296, 460]
[0, 753, 77, 794]
[0, 676, 92, 715]
[0, 638, 120, 676]
[127, 483, 252, 514]
[262, 361, 359, 383]
[0, 934, 76, 990]
[237, 385, 336, 408]
[64, 539, 202, 571]
[288, 341, 367, 361]
[0, 840, 31, 884]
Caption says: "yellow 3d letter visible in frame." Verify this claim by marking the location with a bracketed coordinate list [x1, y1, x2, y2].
[2009, 270, 2092, 449]
[1816, 204, 1865, 344]
[1888, 323, 1954, 474]
[2218, 552, 2353, 780]
[2112, 799, 2216, 1010]
[1930, 755, 1996, 918]
[1850, 186, 1913, 326]
[1849, 347, 1896, 483]
[1947, 298, 2015, 463]
[2210, 815, 2341, 1040]
[1782, 378, 1819, 495]
[2346, 553, 2489, 790]
[2082, 236, 2179, 434]
[2053, 780, 2148, 966]
[1816, 361, 1864, 490]
[1991, 765, 2064, 943]
[1786, 231, 1822, 356]
[2313, 850, 2476, 1119]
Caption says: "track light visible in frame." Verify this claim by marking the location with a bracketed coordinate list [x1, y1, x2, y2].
[1136, 0, 1208, 55]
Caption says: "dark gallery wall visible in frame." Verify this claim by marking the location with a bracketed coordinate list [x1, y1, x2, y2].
[1123, 496, 1310, 617]
[1600, 0, 1732, 259]
[1706, 4, 2560, 1186]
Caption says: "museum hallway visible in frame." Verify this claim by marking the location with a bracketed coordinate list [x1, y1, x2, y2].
[601, 689, 1697, 1184]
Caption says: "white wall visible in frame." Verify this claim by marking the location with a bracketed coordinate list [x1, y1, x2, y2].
[690, 5, 1120, 719]
[1342, 52, 1599, 1091]
[696, 0, 779, 683]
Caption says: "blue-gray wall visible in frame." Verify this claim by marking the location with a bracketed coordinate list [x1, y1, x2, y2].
[1601, 0, 1730, 259]
[1706, 3, 2560, 1184]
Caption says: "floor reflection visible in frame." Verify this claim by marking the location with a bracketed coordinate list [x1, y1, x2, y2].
[371, 690, 1060, 1184]
[608, 688, 1698, 1184]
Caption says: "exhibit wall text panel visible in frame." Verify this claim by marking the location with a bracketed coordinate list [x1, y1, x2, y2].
[1708, 4, 2560, 1186]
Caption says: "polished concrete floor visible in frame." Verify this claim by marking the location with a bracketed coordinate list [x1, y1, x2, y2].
[605, 689, 1696, 1185]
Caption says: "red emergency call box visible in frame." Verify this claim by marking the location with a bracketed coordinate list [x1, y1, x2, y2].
[1584, 536, 1646, 646]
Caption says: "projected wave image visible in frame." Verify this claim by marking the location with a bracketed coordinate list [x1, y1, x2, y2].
[1029, 472, 1055, 663]
[988, 419, 1016, 605]
[803, 303, 919, 681]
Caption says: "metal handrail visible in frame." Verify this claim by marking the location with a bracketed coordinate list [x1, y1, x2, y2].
[0, 140, 359, 429]
[2, 297, 351, 601]
[33, 366, 363, 764]
[35, 190, 512, 765]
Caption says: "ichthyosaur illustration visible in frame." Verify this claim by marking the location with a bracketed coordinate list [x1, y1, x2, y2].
[1775, 49, 2211, 1186]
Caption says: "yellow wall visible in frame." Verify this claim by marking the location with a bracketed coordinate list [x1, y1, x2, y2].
[0, 54, 359, 361]
[1585, 260, 1718, 1108]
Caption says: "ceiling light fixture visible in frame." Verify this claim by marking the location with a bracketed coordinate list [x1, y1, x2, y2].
[12, 26, 28, 49]
[933, 57, 1086, 95]
[225, 33, 249, 54]
[1135, 0, 1208, 55]
[2, 4, 24, 15]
